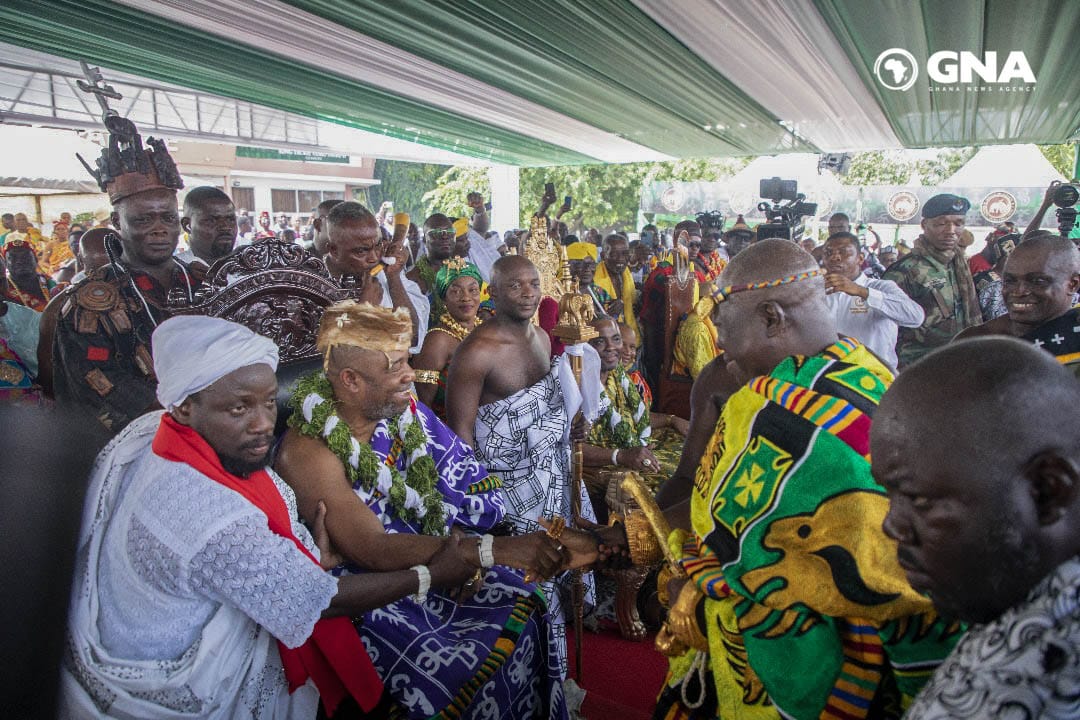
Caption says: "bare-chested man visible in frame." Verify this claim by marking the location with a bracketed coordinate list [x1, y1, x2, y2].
[446, 254, 595, 677]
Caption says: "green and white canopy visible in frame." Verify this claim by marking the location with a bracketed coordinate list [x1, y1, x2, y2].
[2, 0, 1077, 166]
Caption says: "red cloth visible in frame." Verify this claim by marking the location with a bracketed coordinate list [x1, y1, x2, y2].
[968, 253, 992, 276]
[152, 415, 382, 716]
[538, 296, 564, 358]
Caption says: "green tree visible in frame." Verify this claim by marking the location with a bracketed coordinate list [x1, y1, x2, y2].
[643, 157, 748, 184]
[519, 163, 652, 233]
[914, 147, 977, 185]
[837, 151, 913, 186]
[1039, 143, 1078, 180]
[363, 159, 450, 219]
[421, 165, 491, 219]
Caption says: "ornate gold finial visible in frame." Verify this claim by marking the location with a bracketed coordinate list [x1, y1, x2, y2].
[522, 215, 563, 304]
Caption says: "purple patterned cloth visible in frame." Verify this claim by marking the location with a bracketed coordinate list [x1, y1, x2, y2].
[335, 401, 568, 720]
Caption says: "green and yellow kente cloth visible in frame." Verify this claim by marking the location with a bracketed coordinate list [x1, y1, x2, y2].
[656, 337, 963, 720]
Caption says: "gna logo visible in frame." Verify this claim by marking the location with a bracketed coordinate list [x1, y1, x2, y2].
[873, 48, 1036, 91]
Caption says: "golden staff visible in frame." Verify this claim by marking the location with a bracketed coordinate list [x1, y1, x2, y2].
[547, 222, 598, 683]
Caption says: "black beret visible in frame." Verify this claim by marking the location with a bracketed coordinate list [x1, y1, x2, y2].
[922, 194, 970, 218]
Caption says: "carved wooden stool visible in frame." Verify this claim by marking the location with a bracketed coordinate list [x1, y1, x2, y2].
[601, 469, 658, 641]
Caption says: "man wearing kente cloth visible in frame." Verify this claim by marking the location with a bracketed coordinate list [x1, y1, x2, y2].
[640, 221, 710, 390]
[883, 194, 982, 368]
[957, 231, 1080, 376]
[62, 315, 398, 718]
[647, 240, 961, 720]
[276, 301, 569, 720]
[594, 233, 639, 338]
[54, 113, 198, 433]
[448, 255, 598, 677]
[673, 282, 722, 380]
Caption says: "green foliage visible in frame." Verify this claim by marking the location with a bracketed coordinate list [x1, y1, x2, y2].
[421, 165, 491, 219]
[1039, 143, 1078, 180]
[516, 158, 748, 233]
[364, 159, 451, 219]
[519, 163, 649, 233]
[914, 148, 977, 186]
[644, 157, 749, 184]
[838, 151, 913, 186]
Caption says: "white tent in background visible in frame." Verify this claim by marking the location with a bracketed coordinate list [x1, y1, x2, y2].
[728, 153, 841, 190]
[943, 144, 1066, 187]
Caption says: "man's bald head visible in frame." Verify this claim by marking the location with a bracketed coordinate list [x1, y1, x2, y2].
[875, 338, 1080, 623]
[489, 254, 537, 289]
[711, 239, 834, 382]
[489, 255, 541, 321]
[1012, 231, 1080, 272]
[720, 238, 820, 288]
[1003, 231, 1080, 329]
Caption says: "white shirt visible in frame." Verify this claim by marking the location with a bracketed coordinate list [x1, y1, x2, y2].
[62, 413, 331, 719]
[375, 270, 430, 354]
[824, 273, 924, 372]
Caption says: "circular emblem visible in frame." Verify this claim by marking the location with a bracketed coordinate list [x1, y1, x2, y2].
[873, 48, 919, 91]
[727, 189, 756, 216]
[887, 191, 921, 221]
[661, 185, 686, 213]
[980, 191, 1017, 223]
[76, 281, 120, 311]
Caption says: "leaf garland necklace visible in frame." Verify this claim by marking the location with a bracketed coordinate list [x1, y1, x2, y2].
[289, 372, 447, 535]
[589, 364, 652, 448]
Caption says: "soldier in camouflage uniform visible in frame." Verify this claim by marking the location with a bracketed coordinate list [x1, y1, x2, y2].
[883, 194, 983, 368]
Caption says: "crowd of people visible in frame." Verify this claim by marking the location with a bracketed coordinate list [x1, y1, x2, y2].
[3, 111, 1079, 720]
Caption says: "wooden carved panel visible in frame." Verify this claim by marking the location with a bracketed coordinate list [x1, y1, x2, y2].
[168, 238, 359, 364]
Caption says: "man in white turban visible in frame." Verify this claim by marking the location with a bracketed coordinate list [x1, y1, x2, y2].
[61, 315, 477, 719]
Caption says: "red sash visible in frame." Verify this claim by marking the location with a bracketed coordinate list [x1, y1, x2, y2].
[152, 415, 382, 715]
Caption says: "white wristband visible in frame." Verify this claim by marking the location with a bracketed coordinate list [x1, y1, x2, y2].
[611, 448, 620, 466]
[479, 534, 496, 568]
[411, 565, 430, 604]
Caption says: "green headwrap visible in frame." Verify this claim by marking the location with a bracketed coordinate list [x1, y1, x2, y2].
[434, 257, 483, 299]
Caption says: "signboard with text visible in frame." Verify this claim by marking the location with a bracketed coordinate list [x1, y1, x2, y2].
[236, 146, 350, 164]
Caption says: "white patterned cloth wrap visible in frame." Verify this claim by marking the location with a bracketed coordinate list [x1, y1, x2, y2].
[472, 359, 597, 678]
[60, 411, 333, 719]
[906, 556, 1080, 720]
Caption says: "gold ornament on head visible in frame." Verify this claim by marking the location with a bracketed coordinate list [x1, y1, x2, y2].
[317, 300, 412, 371]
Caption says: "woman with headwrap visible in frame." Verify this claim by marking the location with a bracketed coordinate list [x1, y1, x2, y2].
[411, 257, 483, 419]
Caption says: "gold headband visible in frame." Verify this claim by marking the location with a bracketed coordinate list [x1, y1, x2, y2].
[317, 301, 412, 371]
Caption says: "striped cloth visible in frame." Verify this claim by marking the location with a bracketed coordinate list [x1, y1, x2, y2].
[656, 338, 964, 720]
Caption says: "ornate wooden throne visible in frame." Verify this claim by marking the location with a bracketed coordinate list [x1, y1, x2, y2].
[168, 238, 360, 431]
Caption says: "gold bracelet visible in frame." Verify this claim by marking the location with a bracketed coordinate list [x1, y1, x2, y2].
[624, 510, 663, 567]
[413, 369, 441, 385]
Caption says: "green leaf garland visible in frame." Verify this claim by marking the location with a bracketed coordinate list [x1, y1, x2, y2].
[288, 372, 447, 535]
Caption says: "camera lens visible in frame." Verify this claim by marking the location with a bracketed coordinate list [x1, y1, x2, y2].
[1053, 184, 1079, 208]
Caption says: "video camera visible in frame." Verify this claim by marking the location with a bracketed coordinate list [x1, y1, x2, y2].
[1052, 182, 1079, 237]
[756, 177, 818, 242]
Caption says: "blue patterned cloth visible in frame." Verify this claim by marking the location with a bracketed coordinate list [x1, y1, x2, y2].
[334, 401, 568, 720]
